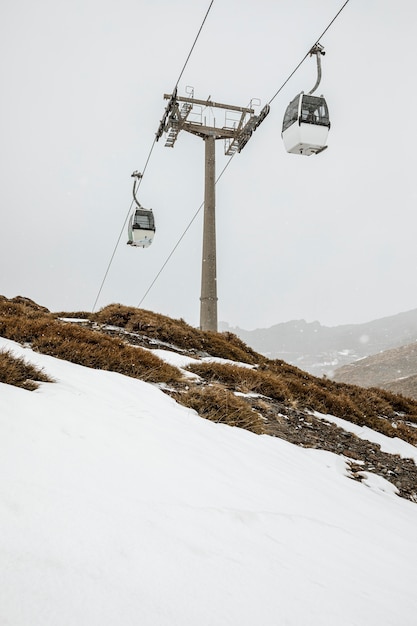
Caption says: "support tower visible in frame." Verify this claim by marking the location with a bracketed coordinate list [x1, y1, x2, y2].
[156, 88, 269, 331]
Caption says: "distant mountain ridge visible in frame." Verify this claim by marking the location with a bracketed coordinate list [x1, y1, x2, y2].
[220, 308, 417, 377]
[333, 342, 417, 400]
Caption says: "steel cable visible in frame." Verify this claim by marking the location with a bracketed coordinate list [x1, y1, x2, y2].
[135, 0, 351, 310]
[92, 0, 215, 312]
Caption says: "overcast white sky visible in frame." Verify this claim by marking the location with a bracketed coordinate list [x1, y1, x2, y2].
[1, 0, 416, 330]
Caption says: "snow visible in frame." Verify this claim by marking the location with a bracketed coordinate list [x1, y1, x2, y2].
[314, 411, 417, 463]
[146, 348, 200, 369]
[201, 356, 255, 368]
[59, 318, 90, 324]
[359, 472, 400, 497]
[1, 336, 417, 626]
[149, 347, 255, 370]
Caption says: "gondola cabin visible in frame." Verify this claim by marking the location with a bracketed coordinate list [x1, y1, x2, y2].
[282, 93, 330, 156]
[127, 207, 155, 248]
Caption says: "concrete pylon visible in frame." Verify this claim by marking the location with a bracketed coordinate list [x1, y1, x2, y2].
[159, 92, 265, 332]
[199, 134, 217, 332]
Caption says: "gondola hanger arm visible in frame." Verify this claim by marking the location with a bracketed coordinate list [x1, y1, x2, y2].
[131, 171, 143, 208]
[308, 43, 325, 95]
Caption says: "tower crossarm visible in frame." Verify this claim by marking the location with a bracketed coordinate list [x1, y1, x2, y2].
[163, 94, 254, 115]
[158, 91, 268, 152]
[181, 123, 239, 140]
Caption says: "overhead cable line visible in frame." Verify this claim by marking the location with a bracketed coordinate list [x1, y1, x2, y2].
[138, 154, 234, 308]
[268, 0, 351, 105]
[92, 142, 156, 313]
[175, 0, 214, 88]
[135, 0, 351, 310]
[91, 0, 215, 312]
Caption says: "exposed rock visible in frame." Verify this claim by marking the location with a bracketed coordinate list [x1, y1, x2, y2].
[249, 398, 417, 503]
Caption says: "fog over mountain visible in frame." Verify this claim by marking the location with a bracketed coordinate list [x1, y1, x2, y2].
[220, 308, 417, 377]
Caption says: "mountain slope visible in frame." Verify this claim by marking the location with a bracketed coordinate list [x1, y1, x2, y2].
[333, 342, 417, 400]
[1, 336, 417, 626]
[1, 295, 417, 501]
[221, 308, 417, 376]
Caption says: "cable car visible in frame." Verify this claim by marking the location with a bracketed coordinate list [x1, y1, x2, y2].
[282, 93, 330, 155]
[127, 171, 155, 248]
[282, 44, 330, 156]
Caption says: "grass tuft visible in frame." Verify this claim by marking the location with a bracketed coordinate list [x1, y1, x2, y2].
[172, 385, 266, 434]
[0, 300, 182, 385]
[94, 304, 260, 364]
[0, 349, 53, 390]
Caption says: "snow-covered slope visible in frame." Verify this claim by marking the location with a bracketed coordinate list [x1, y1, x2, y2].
[1, 337, 417, 626]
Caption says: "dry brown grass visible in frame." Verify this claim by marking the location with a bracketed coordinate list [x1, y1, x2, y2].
[172, 385, 266, 434]
[0, 300, 182, 385]
[0, 349, 53, 390]
[93, 304, 260, 364]
[186, 360, 417, 444]
[187, 361, 290, 401]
